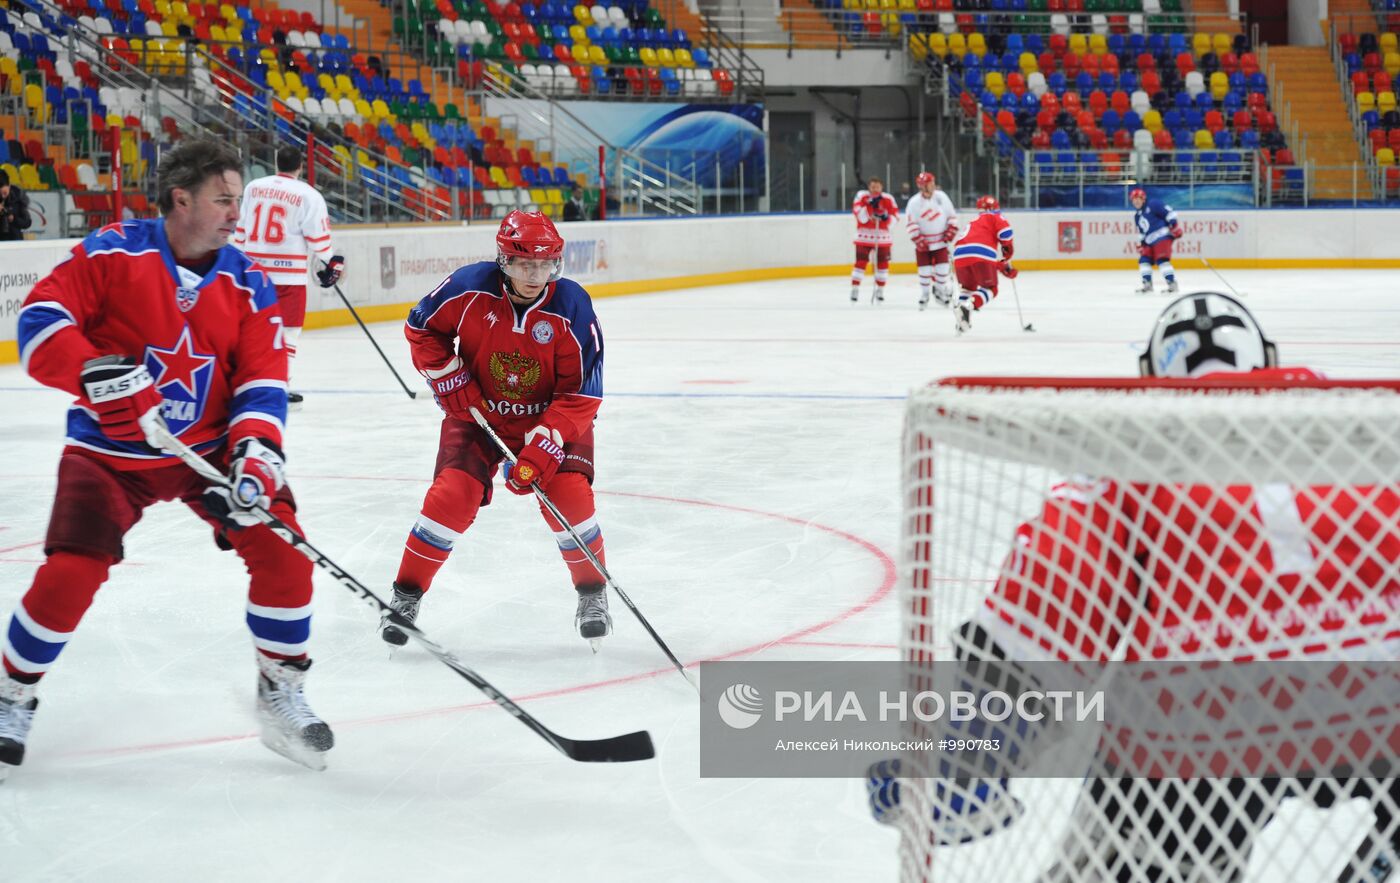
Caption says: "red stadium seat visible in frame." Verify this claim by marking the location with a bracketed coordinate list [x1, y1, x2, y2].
[1205, 110, 1225, 132]
[1110, 89, 1130, 114]
[1175, 52, 1195, 74]
[1088, 89, 1108, 118]
[1353, 71, 1372, 94]
[1152, 129, 1172, 149]
[997, 109, 1016, 133]
[1220, 52, 1239, 74]
[1112, 129, 1132, 148]
[1062, 92, 1082, 114]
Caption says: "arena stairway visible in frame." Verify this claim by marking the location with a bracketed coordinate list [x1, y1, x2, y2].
[1268, 43, 1374, 199]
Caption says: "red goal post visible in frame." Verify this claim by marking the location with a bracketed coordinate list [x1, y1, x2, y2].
[895, 376, 1400, 883]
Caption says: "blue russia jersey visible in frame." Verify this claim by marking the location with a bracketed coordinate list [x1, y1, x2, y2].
[1135, 200, 1179, 245]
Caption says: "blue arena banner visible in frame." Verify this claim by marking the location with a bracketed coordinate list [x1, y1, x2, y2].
[1037, 183, 1255, 209]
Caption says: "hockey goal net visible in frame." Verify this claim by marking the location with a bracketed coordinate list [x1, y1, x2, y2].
[896, 376, 1400, 883]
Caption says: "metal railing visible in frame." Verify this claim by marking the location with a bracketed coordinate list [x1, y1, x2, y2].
[481, 63, 704, 215]
[1324, 15, 1395, 203]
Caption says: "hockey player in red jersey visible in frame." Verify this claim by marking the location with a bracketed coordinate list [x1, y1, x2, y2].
[870, 292, 1400, 880]
[850, 177, 900, 304]
[0, 140, 333, 779]
[950, 195, 1016, 334]
[383, 211, 610, 649]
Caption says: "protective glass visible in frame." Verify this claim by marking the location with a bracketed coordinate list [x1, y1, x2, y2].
[499, 254, 562, 285]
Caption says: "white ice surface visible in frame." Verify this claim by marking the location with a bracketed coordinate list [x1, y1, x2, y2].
[1, 269, 1396, 881]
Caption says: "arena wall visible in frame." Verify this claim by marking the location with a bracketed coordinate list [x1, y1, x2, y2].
[2, 208, 1397, 363]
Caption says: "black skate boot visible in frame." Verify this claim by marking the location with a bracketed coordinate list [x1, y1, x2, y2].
[0, 677, 38, 781]
[574, 583, 612, 653]
[954, 296, 973, 335]
[380, 583, 423, 647]
[256, 655, 334, 771]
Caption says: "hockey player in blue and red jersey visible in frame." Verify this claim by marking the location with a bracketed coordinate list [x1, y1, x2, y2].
[382, 211, 611, 650]
[950, 195, 1016, 335]
[0, 139, 333, 779]
[1130, 187, 1182, 295]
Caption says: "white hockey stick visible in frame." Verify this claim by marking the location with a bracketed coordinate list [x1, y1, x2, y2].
[469, 408, 698, 693]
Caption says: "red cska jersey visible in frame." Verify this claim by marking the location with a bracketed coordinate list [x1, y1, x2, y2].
[404, 262, 603, 444]
[17, 219, 289, 470]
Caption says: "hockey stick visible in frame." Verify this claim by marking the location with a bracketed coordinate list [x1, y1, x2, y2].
[1008, 276, 1035, 332]
[141, 417, 655, 763]
[470, 409, 699, 693]
[328, 279, 418, 400]
[1199, 257, 1247, 299]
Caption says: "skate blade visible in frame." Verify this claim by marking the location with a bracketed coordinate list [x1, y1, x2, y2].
[0, 764, 11, 784]
[589, 637, 603, 654]
[259, 715, 329, 772]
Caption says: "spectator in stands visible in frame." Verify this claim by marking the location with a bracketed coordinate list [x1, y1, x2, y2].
[0, 169, 32, 241]
[562, 184, 588, 222]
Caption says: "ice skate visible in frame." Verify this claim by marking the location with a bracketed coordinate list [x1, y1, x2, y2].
[1134, 278, 1154, 295]
[873, 288, 884, 304]
[1166, 279, 1179, 295]
[933, 283, 953, 307]
[849, 286, 860, 303]
[0, 678, 38, 783]
[256, 656, 334, 771]
[918, 290, 930, 311]
[953, 296, 973, 335]
[574, 583, 612, 653]
[379, 583, 423, 648]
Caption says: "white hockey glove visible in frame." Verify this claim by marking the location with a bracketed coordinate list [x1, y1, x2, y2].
[202, 438, 286, 530]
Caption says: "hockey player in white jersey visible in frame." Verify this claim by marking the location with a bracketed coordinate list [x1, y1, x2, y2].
[904, 171, 958, 309]
[233, 146, 344, 405]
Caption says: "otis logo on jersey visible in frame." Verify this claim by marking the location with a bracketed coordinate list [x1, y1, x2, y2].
[143, 327, 216, 435]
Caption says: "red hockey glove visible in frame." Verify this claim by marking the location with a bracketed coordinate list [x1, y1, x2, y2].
[202, 438, 285, 530]
[316, 255, 345, 288]
[1170, 225, 1183, 239]
[505, 426, 565, 495]
[998, 260, 1018, 279]
[942, 225, 959, 243]
[81, 355, 164, 443]
[426, 358, 485, 420]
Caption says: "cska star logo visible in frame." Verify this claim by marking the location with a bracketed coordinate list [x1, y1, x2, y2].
[144, 326, 217, 436]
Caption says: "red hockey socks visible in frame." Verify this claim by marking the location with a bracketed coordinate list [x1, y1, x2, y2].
[539, 473, 607, 587]
[2, 550, 113, 681]
[396, 468, 483, 593]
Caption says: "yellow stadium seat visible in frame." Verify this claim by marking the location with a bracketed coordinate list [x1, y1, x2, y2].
[1381, 33, 1397, 55]
[948, 33, 966, 58]
[490, 166, 510, 187]
[900, 0, 916, 9]
[23, 83, 47, 124]
[985, 70, 1005, 97]
[354, 98, 374, 120]
[1192, 32, 1211, 57]
[161, 19, 179, 36]
[20, 163, 43, 191]
[335, 73, 354, 94]
[1193, 129, 1213, 149]
[657, 47, 675, 66]
[547, 188, 563, 204]
[1142, 109, 1162, 131]
[569, 24, 587, 44]
[156, 0, 172, 16]
[882, 13, 900, 36]
[220, 2, 237, 21]
[1357, 91, 1376, 113]
[587, 45, 607, 65]
[370, 98, 390, 119]
[639, 46, 657, 66]
[1385, 52, 1400, 77]
[530, 188, 547, 204]
[1380, 91, 1397, 114]
[1068, 33, 1087, 56]
[209, 23, 226, 42]
[926, 33, 947, 57]
[1212, 33, 1231, 56]
[0, 164, 17, 186]
[1209, 70, 1228, 99]
[1088, 33, 1107, 55]
[539, 203, 555, 217]
[967, 32, 986, 57]
[571, 43, 590, 64]
[1018, 50, 1037, 73]
[268, 70, 285, 90]
[842, 0, 859, 10]
[675, 48, 693, 67]
[909, 33, 928, 61]
[572, 4, 591, 25]
[1377, 148, 1395, 166]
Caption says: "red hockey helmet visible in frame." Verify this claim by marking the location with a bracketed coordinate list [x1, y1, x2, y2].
[976, 195, 1000, 213]
[1130, 187, 1147, 203]
[496, 210, 564, 284]
[916, 171, 935, 188]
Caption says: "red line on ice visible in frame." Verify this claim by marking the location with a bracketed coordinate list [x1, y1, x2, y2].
[56, 489, 898, 760]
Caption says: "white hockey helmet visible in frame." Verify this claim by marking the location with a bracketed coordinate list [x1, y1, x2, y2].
[1139, 291, 1278, 378]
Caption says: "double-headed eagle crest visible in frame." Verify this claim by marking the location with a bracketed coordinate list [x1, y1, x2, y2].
[488, 351, 542, 401]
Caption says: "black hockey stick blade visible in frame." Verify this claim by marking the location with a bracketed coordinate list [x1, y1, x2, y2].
[562, 728, 656, 763]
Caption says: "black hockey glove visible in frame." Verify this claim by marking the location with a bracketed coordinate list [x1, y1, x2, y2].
[316, 255, 345, 289]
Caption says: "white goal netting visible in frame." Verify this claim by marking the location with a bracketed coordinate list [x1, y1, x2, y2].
[896, 377, 1400, 883]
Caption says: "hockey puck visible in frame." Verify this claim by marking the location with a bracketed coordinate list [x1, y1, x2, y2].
[1023, 324, 1035, 332]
